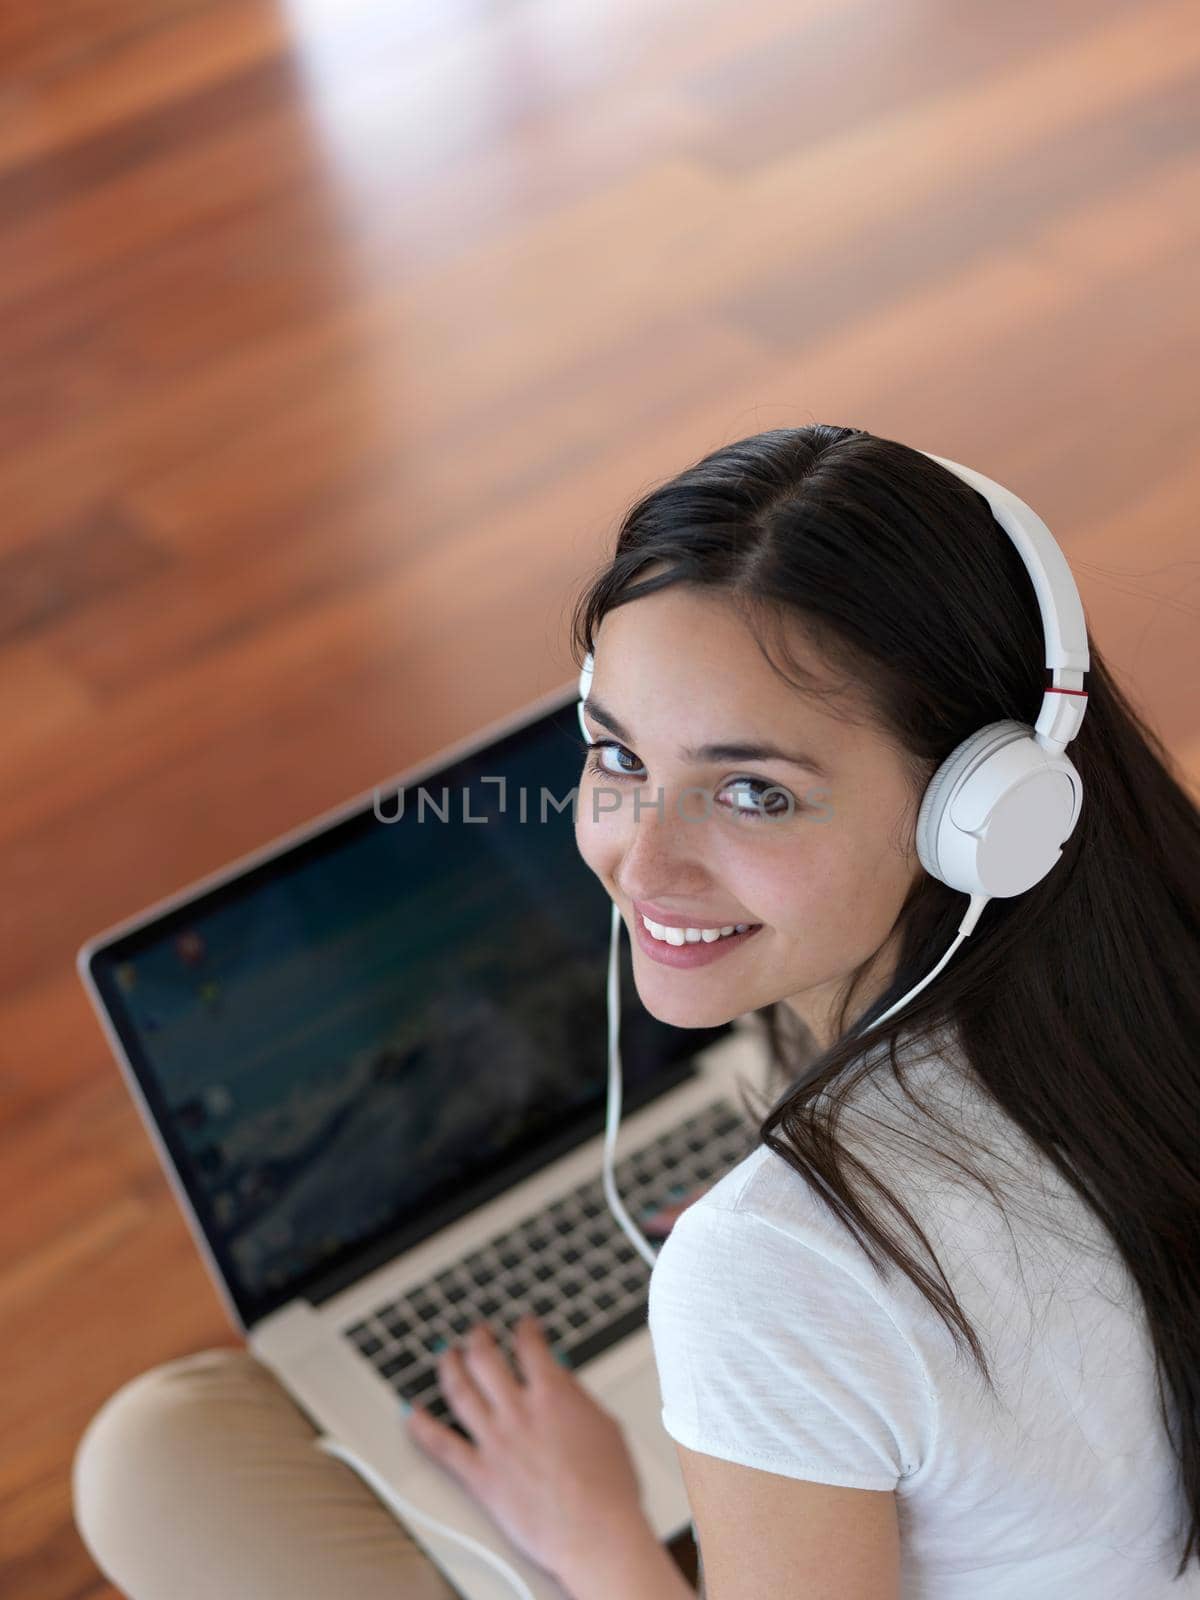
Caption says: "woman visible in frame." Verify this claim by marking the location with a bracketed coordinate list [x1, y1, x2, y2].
[73, 424, 1199, 1599]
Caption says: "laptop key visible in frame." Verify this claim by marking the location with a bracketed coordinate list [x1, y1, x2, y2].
[380, 1349, 418, 1377]
[398, 1369, 439, 1400]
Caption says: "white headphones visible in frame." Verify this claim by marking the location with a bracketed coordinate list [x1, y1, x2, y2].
[578, 449, 1089, 910]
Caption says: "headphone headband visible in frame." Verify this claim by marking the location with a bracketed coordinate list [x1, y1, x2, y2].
[918, 451, 1089, 753]
[579, 450, 1089, 753]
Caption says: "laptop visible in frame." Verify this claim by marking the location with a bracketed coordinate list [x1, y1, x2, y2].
[76, 674, 773, 1599]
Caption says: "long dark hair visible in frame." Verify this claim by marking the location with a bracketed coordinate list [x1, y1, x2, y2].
[569, 423, 1200, 1576]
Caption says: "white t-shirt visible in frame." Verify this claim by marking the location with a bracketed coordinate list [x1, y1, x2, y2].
[647, 1026, 1195, 1598]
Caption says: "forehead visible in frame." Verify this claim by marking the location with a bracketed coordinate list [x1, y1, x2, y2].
[592, 584, 848, 720]
[587, 581, 921, 790]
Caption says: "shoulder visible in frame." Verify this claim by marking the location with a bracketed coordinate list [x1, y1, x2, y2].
[647, 1142, 939, 1490]
[649, 1141, 925, 1360]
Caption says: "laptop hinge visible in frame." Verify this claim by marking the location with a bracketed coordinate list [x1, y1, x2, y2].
[247, 1297, 326, 1365]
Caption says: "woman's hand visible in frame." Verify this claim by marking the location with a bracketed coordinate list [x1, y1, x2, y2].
[403, 1315, 648, 1583]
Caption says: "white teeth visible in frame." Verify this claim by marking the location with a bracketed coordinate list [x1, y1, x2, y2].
[642, 915, 752, 946]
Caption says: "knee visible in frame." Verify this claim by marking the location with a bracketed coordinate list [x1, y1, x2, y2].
[72, 1349, 250, 1566]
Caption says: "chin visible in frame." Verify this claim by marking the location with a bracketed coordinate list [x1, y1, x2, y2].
[632, 979, 745, 1032]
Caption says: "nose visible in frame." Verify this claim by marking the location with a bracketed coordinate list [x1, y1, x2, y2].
[610, 780, 713, 902]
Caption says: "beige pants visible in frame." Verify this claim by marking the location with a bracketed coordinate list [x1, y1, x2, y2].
[72, 1346, 461, 1599]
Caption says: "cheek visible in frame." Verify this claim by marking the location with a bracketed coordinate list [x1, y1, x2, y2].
[744, 848, 833, 933]
[573, 802, 614, 879]
[748, 813, 880, 919]
[767, 815, 913, 941]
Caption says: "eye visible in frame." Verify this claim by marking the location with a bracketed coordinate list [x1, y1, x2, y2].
[720, 779, 796, 821]
[582, 740, 795, 822]
[583, 739, 643, 780]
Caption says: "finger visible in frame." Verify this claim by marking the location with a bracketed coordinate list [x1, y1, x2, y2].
[461, 1323, 520, 1410]
[405, 1402, 481, 1491]
[513, 1314, 559, 1387]
[437, 1345, 492, 1438]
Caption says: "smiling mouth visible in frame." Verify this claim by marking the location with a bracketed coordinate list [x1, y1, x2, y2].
[640, 913, 757, 945]
[632, 912, 764, 966]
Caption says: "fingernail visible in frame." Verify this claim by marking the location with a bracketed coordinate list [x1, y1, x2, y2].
[399, 1399, 412, 1415]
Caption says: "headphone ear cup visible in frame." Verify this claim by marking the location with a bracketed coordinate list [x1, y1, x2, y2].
[916, 723, 1020, 884]
[918, 720, 1083, 897]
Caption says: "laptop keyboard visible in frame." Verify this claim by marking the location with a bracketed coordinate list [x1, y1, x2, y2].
[342, 1097, 756, 1437]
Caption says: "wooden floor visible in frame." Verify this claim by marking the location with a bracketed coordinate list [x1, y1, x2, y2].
[3, 1, 1198, 1594]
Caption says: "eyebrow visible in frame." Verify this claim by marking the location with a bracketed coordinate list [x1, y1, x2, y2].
[582, 697, 830, 781]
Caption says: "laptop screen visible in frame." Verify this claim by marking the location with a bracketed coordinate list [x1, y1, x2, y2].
[83, 695, 732, 1330]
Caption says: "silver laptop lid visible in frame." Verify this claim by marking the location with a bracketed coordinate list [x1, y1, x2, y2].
[77, 684, 732, 1335]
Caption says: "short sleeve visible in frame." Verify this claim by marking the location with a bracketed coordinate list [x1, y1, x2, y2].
[647, 1197, 935, 1491]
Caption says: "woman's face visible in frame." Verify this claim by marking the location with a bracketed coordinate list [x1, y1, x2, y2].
[573, 583, 927, 1050]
